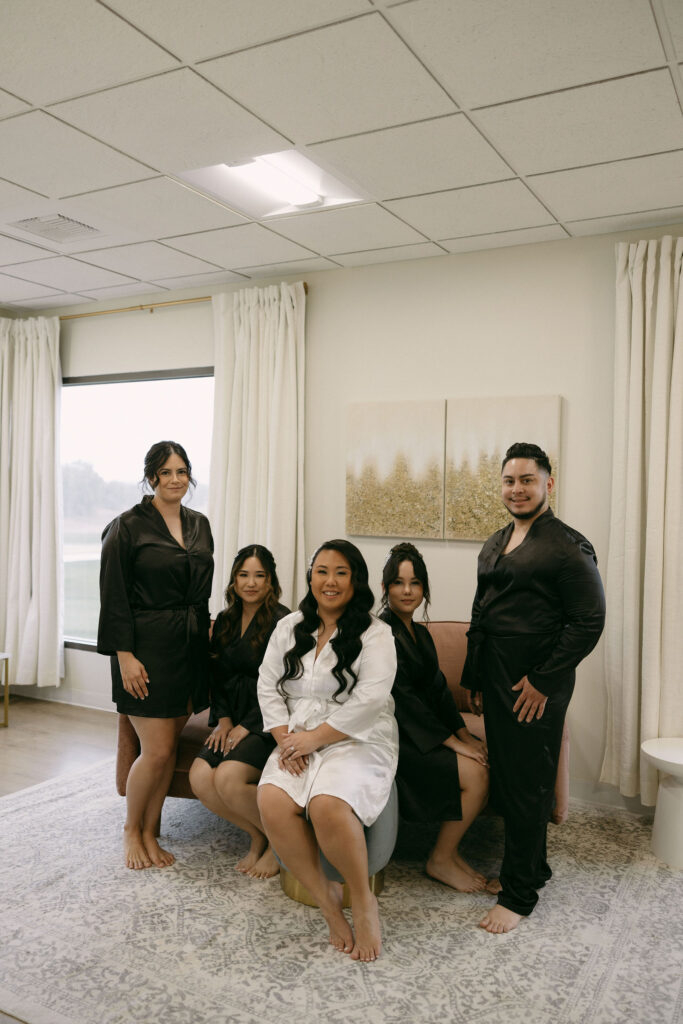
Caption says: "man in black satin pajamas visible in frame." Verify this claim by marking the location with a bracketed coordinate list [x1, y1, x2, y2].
[461, 442, 605, 933]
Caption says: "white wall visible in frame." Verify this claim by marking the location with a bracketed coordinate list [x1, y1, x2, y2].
[21, 222, 683, 807]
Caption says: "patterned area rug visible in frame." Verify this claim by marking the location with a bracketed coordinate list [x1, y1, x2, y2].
[1, 761, 681, 1024]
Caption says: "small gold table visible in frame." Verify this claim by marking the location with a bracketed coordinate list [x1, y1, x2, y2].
[0, 652, 8, 727]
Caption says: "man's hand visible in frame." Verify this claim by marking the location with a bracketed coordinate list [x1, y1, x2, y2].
[511, 675, 547, 722]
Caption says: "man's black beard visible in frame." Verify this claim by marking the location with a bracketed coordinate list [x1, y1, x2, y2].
[506, 497, 547, 521]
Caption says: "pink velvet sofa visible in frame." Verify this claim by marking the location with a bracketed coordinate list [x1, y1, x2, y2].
[115, 620, 570, 825]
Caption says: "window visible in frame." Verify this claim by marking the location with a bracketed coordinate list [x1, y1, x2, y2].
[61, 373, 214, 644]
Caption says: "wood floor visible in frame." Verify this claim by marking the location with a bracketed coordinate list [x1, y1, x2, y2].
[0, 695, 118, 797]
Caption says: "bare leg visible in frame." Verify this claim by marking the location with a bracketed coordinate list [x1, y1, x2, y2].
[309, 795, 381, 963]
[258, 785, 354, 953]
[126, 715, 187, 868]
[426, 756, 489, 892]
[213, 762, 276, 878]
[479, 905, 523, 933]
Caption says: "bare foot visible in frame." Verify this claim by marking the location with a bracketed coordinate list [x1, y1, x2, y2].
[319, 881, 354, 954]
[236, 834, 267, 874]
[452, 851, 487, 885]
[350, 893, 382, 962]
[124, 824, 152, 870]
[486, 877, 502, 894]
[246, 846, 280, 879]
[426, 855, 487, 892]
[478, 905, 523, 933]
[142, 832, 175, 868]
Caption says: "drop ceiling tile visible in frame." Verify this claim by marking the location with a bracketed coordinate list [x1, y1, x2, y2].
[59, 178, 246, 243]
[0, 180, 54, 221]
[311, 115, 510, 199]
[51, 69, 289, 174]
[164, 224, 314, 268]
[151, 271, 245, 289]
[0, 112, 154, 198]
[331, 242, 445, 266]
[80, 242, 221, 279]
[387, 0, 665, 107]
[476, 71, 683, 175]
[441, 225, 568, 253]
[200, 14, 455, 143]
[15, 293, 97, 309]
[386, 181, 553, 239]
[106, 0, 371, 61]
[0, 234, 55, 266]
[235, 257, 338, 278]
[0, 274, 63, 302]
[530, 151, 683, 220]
[663, 0, 683, 60]
[566, 207, 683, 236]
[78, 282, 171, 300]
[1, 0, 177, 105]
[0, 90, 29, 118]
[1, 257, 135, 291]
[273, 204, 425, 254]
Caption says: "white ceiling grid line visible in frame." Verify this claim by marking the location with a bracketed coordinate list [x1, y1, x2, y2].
[0, 0, 682, 310]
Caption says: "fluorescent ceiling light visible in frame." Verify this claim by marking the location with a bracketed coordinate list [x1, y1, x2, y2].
[178, 150, 364, 219]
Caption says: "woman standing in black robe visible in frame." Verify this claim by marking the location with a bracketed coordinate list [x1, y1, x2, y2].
[189, 545, 289, 879]
[98, 441, 213, 870]
[379, 543, 490, 892]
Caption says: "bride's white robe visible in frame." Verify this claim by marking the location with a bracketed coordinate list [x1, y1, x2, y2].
[257, 612, 398, 826]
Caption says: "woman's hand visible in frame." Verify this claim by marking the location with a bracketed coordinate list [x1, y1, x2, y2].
[444, 733, 489, 767]
[226, 724, 249, 752]
[117, 651, 149, 699]
[277, 751, 308, 776]
[280, 730, 320, 760]
[207, 718, 234, 753]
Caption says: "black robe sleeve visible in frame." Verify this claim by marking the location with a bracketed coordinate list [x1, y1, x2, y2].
[97, 516, 136, 655]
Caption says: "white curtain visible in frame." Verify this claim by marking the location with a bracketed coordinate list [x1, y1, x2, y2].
[601, 237, 683, 803]
[208, 283, 306, 613]
[0, 316, 64, 687]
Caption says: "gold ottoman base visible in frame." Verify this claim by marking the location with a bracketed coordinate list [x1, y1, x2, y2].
[279, 867, 385, 907]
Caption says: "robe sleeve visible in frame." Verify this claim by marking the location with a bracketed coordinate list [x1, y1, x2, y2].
[257, 619, 294, 732]
[97, 517, 136, 655]
[527, 538, 606, 695]
[324, 623, 397, 742]
[392, 660, 453, 753]
[460, 582, 484, 692]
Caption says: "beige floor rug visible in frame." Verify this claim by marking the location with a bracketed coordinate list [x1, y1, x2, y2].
[0, 760, 681, 1024]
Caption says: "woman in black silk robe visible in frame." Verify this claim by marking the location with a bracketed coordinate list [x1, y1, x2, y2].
[97, 441, 213, 870]
[189, 545, 288, 879]
[380, 543, 489, 893]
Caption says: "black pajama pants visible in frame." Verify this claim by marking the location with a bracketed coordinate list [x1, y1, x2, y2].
[481, 635, 573, 917]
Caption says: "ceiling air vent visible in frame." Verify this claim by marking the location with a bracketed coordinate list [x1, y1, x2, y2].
[8, 214, 102, 242]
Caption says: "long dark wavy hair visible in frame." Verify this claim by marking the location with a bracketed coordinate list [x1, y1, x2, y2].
[379, 541, 431, 621]
[213, 545, 282, 651]
[142, 440, 197, 491]
[277, 539, 374, 700]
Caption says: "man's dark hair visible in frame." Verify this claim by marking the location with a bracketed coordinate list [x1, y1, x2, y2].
[501, 442, 552, 476]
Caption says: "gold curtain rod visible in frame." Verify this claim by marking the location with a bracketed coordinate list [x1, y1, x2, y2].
[59, 282, 308, 321]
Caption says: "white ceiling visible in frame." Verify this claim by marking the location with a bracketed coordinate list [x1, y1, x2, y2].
[1, 0, 683, 311]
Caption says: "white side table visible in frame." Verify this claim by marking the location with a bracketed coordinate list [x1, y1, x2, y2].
[641, 737, 683, 869]
[0, 652, 8, 727]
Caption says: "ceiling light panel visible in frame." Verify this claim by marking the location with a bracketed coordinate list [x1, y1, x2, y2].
[179, 151, 363, 219]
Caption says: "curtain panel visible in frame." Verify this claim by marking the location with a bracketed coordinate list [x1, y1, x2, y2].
[208, 283, 306, 613]
[601, 237, 683, 804]
[0, 316, 64, 687]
